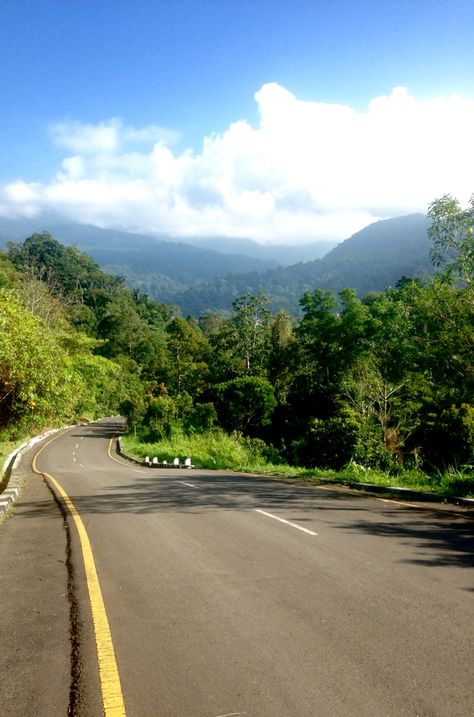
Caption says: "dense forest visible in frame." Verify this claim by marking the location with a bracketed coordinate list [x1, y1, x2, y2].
[0, 194, 473, 476]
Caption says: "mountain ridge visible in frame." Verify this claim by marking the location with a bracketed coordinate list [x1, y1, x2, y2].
[0, 212, 434, 315]
[174, 213, 433, 315]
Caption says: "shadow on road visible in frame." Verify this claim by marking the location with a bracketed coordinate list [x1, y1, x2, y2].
[19, 468, 474, 578]
[335, 511, 474, 575]
[70, 418, 126, 440]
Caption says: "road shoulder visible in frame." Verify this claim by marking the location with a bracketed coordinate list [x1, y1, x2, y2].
[0, 456, 71, 716]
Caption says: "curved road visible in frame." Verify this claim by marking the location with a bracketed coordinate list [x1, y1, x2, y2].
[15, 420, 474, 715]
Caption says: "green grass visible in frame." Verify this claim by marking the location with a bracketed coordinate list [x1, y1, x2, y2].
[0, 442, 16, 470]
[122, 430, 304, 475]
[122, 430, 474, 499]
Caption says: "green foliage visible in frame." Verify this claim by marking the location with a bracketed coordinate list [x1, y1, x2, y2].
[68, 350, 122, 418]
[183, 402, 217, 434]
[5, 232, 171, 374]
[437, 468, 474, 497]
[212, 376, 277, 434]
[3, 208, 473, 491]
[0, 287, 125, 431]
[209, 292, 272, 380]
[0, 287, 79, 429]
[290, 410, 392, 471]
[428, 194, 474, 284]
[267, 310, 294, 403]
[143, 395, 178, 441]
[165, 316, 210, 393]
[413, 403, 474, 470]
[0, 241, 130, 434]
[291, 413, 360, 470]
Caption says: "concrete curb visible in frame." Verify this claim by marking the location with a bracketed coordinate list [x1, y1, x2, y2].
[0, 449, 23, 517]
[116, 437, 195, 468]
[0, 428, 66, 518]
[116, 437, 144, 465]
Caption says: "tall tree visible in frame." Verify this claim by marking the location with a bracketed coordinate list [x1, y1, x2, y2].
[428, 194, 474, 285]
[165, 316, 210, 395]
[291, 289, 341, 420]
[209, 292, 272, 380]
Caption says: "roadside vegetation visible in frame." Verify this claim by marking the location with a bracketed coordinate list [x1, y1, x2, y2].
[1, 193, 473, 498]
[121, 430, 474, 498]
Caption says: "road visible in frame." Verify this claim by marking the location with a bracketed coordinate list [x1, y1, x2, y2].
[4, 418, 474, 716]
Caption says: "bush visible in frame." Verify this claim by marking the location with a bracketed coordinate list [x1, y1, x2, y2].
[413, 403, 474, 470]
[183, 402, 217, 434]
[290, 411, 392, 470]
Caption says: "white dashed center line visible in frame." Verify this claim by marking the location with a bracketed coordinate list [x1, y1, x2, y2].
[254, 508, 317, 535]
[178, 481, 198, 488]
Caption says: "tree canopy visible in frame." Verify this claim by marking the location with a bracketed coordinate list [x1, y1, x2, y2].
[1, 208, 473, 474]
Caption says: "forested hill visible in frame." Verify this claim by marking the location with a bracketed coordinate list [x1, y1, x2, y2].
[0, 217, 277, 298]
[175, 214, 432, 315]
[0, 214, 433, 315]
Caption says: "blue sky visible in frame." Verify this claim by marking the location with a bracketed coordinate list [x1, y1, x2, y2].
[2, 0, 474, 242]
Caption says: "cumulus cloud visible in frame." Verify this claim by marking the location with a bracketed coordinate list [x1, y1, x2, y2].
[1, 85, 474, 242]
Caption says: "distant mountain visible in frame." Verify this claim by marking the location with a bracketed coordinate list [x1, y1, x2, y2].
[0, 213, 434, 316]
[0, 217, 280, 302]
[0, 215, 336, 266]
[173, 214, 433, 315]
[184, 236, 338, 265]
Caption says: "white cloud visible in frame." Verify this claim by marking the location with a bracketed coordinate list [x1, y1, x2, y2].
[49, 119, 180, 155]
[2, 85, 474, 242]
[50, 120, 121, 154]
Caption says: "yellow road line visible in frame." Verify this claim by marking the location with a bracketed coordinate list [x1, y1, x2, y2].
[32, 433, 127, 717]
[107, 438, 150, 473]
[107, 438, 130, 467]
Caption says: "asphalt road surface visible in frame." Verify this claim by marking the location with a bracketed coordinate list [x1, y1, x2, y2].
[9, 419, 474, 716]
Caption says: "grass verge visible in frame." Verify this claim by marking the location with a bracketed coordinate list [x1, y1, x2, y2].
[122, 431, 474, 499]
[122, 431, 304, 475]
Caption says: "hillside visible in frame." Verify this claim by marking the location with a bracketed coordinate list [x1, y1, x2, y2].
[174, 214, 433, 315]
[0, 216, 335, 301]
[0, 217, 278, 294]
[0, 213, 433, 315]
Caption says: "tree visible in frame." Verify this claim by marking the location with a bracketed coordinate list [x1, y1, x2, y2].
[97, 293, 149, 359]
[267, 310, 294, 403]
[165, 316, 210, 394]
[142, 394, 178, 440]
[290, 289, 342, 422]
[210, 293, 272, 380]
[0, 288, 79, 429]
[428, 194, 474, 285]
[212, 376, 277, 434]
